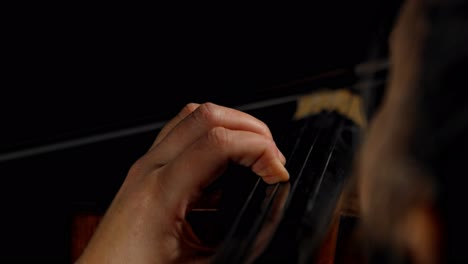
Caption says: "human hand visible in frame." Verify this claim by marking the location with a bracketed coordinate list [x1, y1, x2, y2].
[76, 102, 289, 263]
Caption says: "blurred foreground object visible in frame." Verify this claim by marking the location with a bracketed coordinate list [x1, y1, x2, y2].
[357, 0, 468, 263]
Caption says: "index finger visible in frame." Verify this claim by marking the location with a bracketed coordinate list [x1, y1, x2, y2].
[148, 102, 276, 165]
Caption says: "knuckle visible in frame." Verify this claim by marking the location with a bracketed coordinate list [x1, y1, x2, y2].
[260, 134, 275, 147]
[183, 103, 199, 114]
[207, 127, 230, 148]
[266, 139, 277, 150]
[264, 140, 278, 157]
[194, 102, 220, 125]
[128, 157, 147, 177]
[178, 103, 199, 119]
[259, 120, 272, 136]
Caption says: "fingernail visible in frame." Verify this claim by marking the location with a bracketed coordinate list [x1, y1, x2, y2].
[276, 160, 289, 181]
[261, 159, 289, 184]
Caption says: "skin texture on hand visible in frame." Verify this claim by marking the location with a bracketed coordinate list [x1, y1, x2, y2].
[76, 102, 289, 263]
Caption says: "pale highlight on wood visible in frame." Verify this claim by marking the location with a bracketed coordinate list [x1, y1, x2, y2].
[294, 89, 366, 128]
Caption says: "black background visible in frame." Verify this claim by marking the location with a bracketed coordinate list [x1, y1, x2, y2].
[1, 1, 401, 262]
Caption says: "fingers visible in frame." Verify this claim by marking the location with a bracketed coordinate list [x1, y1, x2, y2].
[159, 127, 289, 209]
[149, 102, 277, 165]
[150, 103, 200, 149]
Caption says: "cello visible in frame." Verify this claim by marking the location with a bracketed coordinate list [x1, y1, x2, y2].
[70, 64, 379, 263]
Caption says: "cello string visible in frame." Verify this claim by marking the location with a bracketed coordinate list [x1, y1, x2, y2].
[217, 93, 333, 263]
[284, 86, 337, 208]
[305, 89, 354, 213]
[297, 88, 355, 264]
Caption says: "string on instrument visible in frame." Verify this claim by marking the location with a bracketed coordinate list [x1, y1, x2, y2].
[213, 76, 370, 263]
